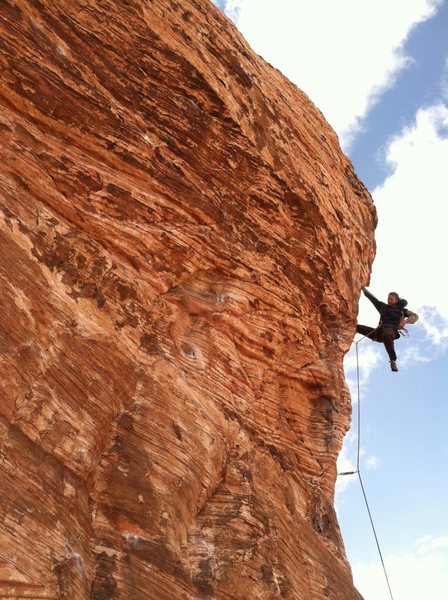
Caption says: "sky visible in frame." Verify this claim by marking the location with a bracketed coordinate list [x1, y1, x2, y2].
[212, 2, 448, 599]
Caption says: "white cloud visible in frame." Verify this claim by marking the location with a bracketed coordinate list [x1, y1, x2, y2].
[352, 535, 448, 600]
[365, 455, 379, 470]
[336, 433, 358, 495]
[369, 102, 448, 346]
[340, 341, 383, 491]
[344, 342, 383, 393]
[220, 0, 244, 21]
[233, 0, 443, 148]
[418, 306, 448, 345]
[442, 57, 448, 101]
[336, 434, 379, 495]
[335, 472, 357, 496]
[416, 535, 448, 553]
[399, 343, 432, 365]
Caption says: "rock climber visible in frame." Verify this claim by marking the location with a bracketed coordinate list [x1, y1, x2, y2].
[356, 287, 419, 372]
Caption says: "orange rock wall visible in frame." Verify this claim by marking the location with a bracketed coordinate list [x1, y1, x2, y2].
[0, 0, 376, 598]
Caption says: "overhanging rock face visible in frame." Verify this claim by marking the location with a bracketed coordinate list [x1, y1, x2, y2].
[0, 1, 376, 598]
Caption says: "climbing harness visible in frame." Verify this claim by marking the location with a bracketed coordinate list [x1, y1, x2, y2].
[339, 329, 395, 600]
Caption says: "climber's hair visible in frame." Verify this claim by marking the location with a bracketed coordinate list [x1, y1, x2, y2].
[388, 292, 399, 301]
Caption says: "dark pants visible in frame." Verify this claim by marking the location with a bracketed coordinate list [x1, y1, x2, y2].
[356, 325, 398, 361]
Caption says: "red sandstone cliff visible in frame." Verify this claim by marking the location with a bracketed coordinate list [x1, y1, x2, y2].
[0, 1, 376, 598]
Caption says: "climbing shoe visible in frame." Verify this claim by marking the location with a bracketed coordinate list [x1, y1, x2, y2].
[390, 360, 398, 372]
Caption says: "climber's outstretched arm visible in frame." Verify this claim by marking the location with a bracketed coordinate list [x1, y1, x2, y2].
[361, 287, 382, 312]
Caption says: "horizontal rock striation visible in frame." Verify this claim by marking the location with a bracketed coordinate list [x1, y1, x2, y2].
[0, 0, 376, 598]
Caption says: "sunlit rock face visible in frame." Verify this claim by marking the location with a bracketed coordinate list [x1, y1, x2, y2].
[0, 0, 376, 598]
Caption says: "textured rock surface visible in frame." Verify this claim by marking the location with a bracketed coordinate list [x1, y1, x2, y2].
[0, 0, 376, 598]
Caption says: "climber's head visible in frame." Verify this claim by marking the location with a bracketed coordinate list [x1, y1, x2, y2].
[387, 292, 399, 306]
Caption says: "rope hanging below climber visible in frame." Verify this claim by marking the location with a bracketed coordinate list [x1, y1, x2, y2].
[338, 316, 404, 600]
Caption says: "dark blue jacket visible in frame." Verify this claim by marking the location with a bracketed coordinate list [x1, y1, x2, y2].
[363, 289, 411, 327]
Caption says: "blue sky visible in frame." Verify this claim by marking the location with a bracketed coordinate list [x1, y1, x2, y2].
[212, 2, 448, 598]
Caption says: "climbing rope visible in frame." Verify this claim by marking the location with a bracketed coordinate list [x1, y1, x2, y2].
[339, 330, 395, 600]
